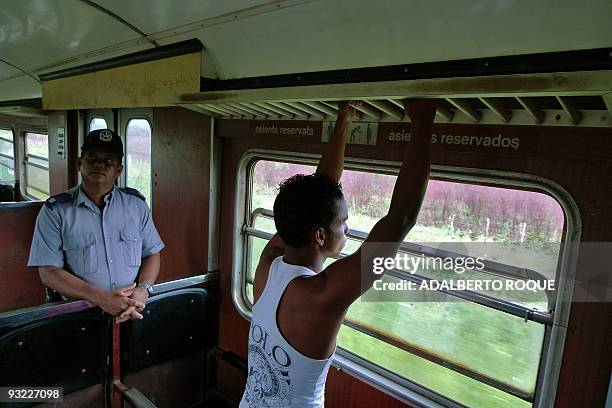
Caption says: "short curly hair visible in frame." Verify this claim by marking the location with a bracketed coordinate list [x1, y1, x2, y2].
[273, 173, 344, 248]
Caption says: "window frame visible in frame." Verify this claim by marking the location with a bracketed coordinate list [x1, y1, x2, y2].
[0, 127, 16, 183]
[84, 109, 115, 158]
[88, 116, 108, 132]
[232, 148, 581, 408]
[119, 109, 153, 203]
[22, 130, 50, 200]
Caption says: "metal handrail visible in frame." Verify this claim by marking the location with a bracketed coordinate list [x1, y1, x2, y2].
[244, 212, 553, 325]
[24, 153, 49, 162]
[115, 381, 157, 408]
[154, 272, 218, 294]
[252, 207, 550, 282]
[24, 160, 49, 171]
[0, 201, 42, 209]
[0, 273, 219, 328]
[0, 151, 14, 160]
[0, 300, 94, 329]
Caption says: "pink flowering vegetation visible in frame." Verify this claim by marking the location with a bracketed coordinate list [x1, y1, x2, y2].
[125, 120, 151, 159]
[253, 161, 564, 244]
[25, 132, 49, 158]
[253, 161, 314, 188]
[421, 181, 564, 244]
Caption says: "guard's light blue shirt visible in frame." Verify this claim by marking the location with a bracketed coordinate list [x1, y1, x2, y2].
[28, 185, 164, 290]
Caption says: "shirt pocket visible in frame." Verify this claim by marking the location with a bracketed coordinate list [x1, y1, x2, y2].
[63, 233, 98, 275]
[120, 229, 143, 267]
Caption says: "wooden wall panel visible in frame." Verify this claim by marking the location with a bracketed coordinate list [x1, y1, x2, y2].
[47, 111, 70, 195]
[325, 369, 411, 408]
[0, 202, 46, 312]
[42, 52, 201, 110]
[217, 137, 250, 357]
[66, 110, 80, 187]
[216, 121, 612, 407]
[124, 351, 205, 408]
[151, 107, 211, 282]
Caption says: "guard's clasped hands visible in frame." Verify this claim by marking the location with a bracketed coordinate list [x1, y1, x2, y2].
[115, 283, 149, 323]
[94, 283, 147, 323]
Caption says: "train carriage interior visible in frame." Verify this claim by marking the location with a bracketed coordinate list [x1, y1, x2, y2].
[0, 1, 611, 407]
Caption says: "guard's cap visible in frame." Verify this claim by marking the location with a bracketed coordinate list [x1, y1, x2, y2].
[81, 129, 123, 157]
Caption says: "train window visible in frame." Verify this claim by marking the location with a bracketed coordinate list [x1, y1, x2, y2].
[125, 118, 152, 204]
[242, 157, 567, 408]
[89, 117, 108, 132]
[0, 129, 15, 182]
[24, 132, 50, 200]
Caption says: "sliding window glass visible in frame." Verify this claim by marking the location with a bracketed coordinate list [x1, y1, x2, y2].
[24, 132, 50, 200]
[89, 117, 108, 132]
[242, 158, 567, 408]
[0, 129, 15, 182]
[125, 119, 152, 204]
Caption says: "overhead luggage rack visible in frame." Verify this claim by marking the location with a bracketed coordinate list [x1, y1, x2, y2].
[178, 69, 612, 127]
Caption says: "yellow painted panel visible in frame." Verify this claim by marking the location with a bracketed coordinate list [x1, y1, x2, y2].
[42, 52, 201, 109]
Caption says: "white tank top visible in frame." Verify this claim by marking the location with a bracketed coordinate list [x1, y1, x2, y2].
[239, 257, 335, 408]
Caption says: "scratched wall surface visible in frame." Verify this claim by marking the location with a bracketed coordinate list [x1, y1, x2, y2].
[42, 52, 201, 110]
[0, 202, 46, 312]
[151, 107, 212, 282]
[215, 119, 612, 408]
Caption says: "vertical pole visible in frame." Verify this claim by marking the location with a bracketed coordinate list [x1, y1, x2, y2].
[112, 322, 122, 408]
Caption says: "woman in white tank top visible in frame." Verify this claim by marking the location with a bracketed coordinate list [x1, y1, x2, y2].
[239, 100, 435, 408]
[240, 257, 334, 407]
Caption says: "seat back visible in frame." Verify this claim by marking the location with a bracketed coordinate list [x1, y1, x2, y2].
[0, 182, 13, 202]
[0, 310, 108, 407]
[122, 288, 213, 373]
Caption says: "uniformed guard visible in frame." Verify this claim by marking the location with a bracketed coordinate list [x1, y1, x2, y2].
[28, 128, 164, 323]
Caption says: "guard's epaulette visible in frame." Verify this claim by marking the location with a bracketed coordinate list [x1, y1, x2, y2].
[44, 191, 74, 209]
[120, 187, 146, 202]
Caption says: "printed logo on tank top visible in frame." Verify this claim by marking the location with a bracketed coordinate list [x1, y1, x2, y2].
[245, 323, 293, 407]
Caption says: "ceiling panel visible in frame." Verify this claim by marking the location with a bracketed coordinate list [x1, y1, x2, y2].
[92, 0, 274, 35]
[0, 0, 141, 73]
[0, 62, 21, 81]
[35, 42, 155, 77]
[162, 0, 612, 79]
[1, 0, 611, 102]
[0, 75, 41, 102]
